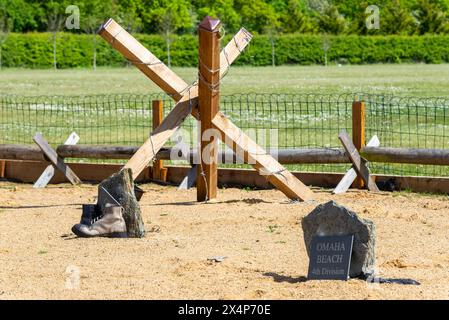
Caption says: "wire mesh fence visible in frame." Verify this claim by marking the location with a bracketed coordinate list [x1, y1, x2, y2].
[0, 93, 448, 177]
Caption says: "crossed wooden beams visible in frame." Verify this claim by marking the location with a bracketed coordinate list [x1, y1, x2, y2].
[33, 132, 81, 187]
[99, 18, 313, 202]
[333, 130, 380, 194]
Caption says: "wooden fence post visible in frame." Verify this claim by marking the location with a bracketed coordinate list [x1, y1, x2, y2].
[152, 100, 167, 182]
[197, 16, 221, 202]
[352, 100, 366, 189]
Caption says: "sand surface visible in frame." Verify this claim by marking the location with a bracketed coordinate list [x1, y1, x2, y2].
[0, 181, 448, 300]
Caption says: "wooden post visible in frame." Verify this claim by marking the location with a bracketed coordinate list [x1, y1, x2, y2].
[197, 16, 221, 202]
[0, 160, 6, 178]
[152, 100, 167, 182]
[352, 100, 366, 188]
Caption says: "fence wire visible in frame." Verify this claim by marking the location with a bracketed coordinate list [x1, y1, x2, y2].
[0, 93, 448, 177]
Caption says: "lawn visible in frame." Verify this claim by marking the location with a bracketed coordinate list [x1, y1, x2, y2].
[1, 64, 449, 97]
[0, 64, 448, 177]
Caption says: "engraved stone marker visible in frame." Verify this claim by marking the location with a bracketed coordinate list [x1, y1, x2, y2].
[307, 235, 354, 280]
[302, 201, 376, 278]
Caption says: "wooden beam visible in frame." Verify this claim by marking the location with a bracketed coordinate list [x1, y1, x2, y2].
[124, 94, 198, 180]
[56, 145, 141, 159]
[361, 147, 449, 166]
[34, 132, 80, 188]
[333, 135, 380, 194]
[2, 144, 349, 163]
[98, 18, 188, 101]
[105, 25, 252, 180]
[212, 112, 313, 201]
[338, 130, 379, 192]
[0, 144, 46, 161]
[197, 16, 221, 201]
[3, 160, 449, 194]
[55, 146, 348, 163]
[33, 133, 81, 185]
[178, 165, 198, 190]
[4, 144, 449, 167]
[352, 100, 366, 188]
[152, 100, 168, 182]
[99, 19, 251, 103]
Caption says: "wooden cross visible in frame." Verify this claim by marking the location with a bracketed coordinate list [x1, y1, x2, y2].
[99, 17, 313, 202]
[33, 132, 80, 188]
[33, 133, 81, 186]
[337, 130, 379, 193]
[333, 135, 380, 194]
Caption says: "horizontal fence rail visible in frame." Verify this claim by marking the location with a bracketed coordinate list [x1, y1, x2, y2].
[1, 93, 448, 177]
[2, 144, 449, 166]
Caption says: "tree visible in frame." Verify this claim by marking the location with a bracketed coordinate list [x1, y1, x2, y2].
[195, 0, 240, 32]
[0, 0, 37, 32]
[314, 3, 348, 35]
[276, 0, 317, 34]
[142, 0, 194, 67]
[413, 0, 449, 34]
[117, 0, 143, 33]
[381, 0, 417, 35]
[43, 1, 70, 70]
[80, 0, 117, 70]
[234, 0, 279, 34]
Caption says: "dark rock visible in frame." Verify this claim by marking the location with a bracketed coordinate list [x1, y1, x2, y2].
[98, 168, 145, 238]
[302, 201, 375, 278]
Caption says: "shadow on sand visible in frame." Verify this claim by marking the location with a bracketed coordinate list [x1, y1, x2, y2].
[263, 272, 308, 284]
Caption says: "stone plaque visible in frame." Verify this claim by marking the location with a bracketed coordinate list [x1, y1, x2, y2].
[307, 235, 354, 281]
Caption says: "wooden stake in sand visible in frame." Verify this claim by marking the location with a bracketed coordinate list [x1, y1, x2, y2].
[33, 132, 80, 188]
[196, 16, 221, 201]
[33, 133, 81, 186]
[98, 17, 313, 202]
[333, 135, 380, 194]
[338, 130, 379, 193]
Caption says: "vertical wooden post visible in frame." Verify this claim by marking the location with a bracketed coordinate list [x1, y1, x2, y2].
[352, 100, 366, 189]
[0, 160, 6, 179]
[197, 16, 221, 202]
[152, 100, 167, 182]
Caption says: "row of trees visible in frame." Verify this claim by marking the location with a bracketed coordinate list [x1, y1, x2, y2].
[1, 0, 449, 69]
[1, 0, 449, 35]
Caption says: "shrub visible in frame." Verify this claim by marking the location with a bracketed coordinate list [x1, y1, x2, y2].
[1, 32, 449, 68]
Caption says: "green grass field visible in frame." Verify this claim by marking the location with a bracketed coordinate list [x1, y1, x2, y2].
[1, 64, 448, 177]
[1, 64, 449, 97]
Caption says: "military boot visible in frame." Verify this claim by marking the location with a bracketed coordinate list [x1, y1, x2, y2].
[72, 204, 127, 238]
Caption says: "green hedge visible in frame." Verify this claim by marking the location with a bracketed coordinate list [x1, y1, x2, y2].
[1, 32, 449, 68]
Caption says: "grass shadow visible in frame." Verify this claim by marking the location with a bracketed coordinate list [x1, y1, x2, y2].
[149, 201, 198, 206]
[220, 198, 273, 205]
[149, 198, 273, 206]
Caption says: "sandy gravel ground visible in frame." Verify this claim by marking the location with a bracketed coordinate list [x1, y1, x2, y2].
[0, 181, 448, 300]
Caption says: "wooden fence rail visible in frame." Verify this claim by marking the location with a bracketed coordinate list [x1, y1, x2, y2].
[1, 144, 449, 166]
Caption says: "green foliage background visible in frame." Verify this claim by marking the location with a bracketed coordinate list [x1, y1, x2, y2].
[2, 0, 449, 68]
[1, 32, 449, 68]
[2, 0, 449, 35]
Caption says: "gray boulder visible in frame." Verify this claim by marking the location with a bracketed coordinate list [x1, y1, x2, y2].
[98, 168, 145, 238]
[302, 201, 375, 278]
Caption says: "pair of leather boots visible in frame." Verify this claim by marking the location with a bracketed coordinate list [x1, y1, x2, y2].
[72, 203, 128, 238]
[71, 185, 144, 238]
